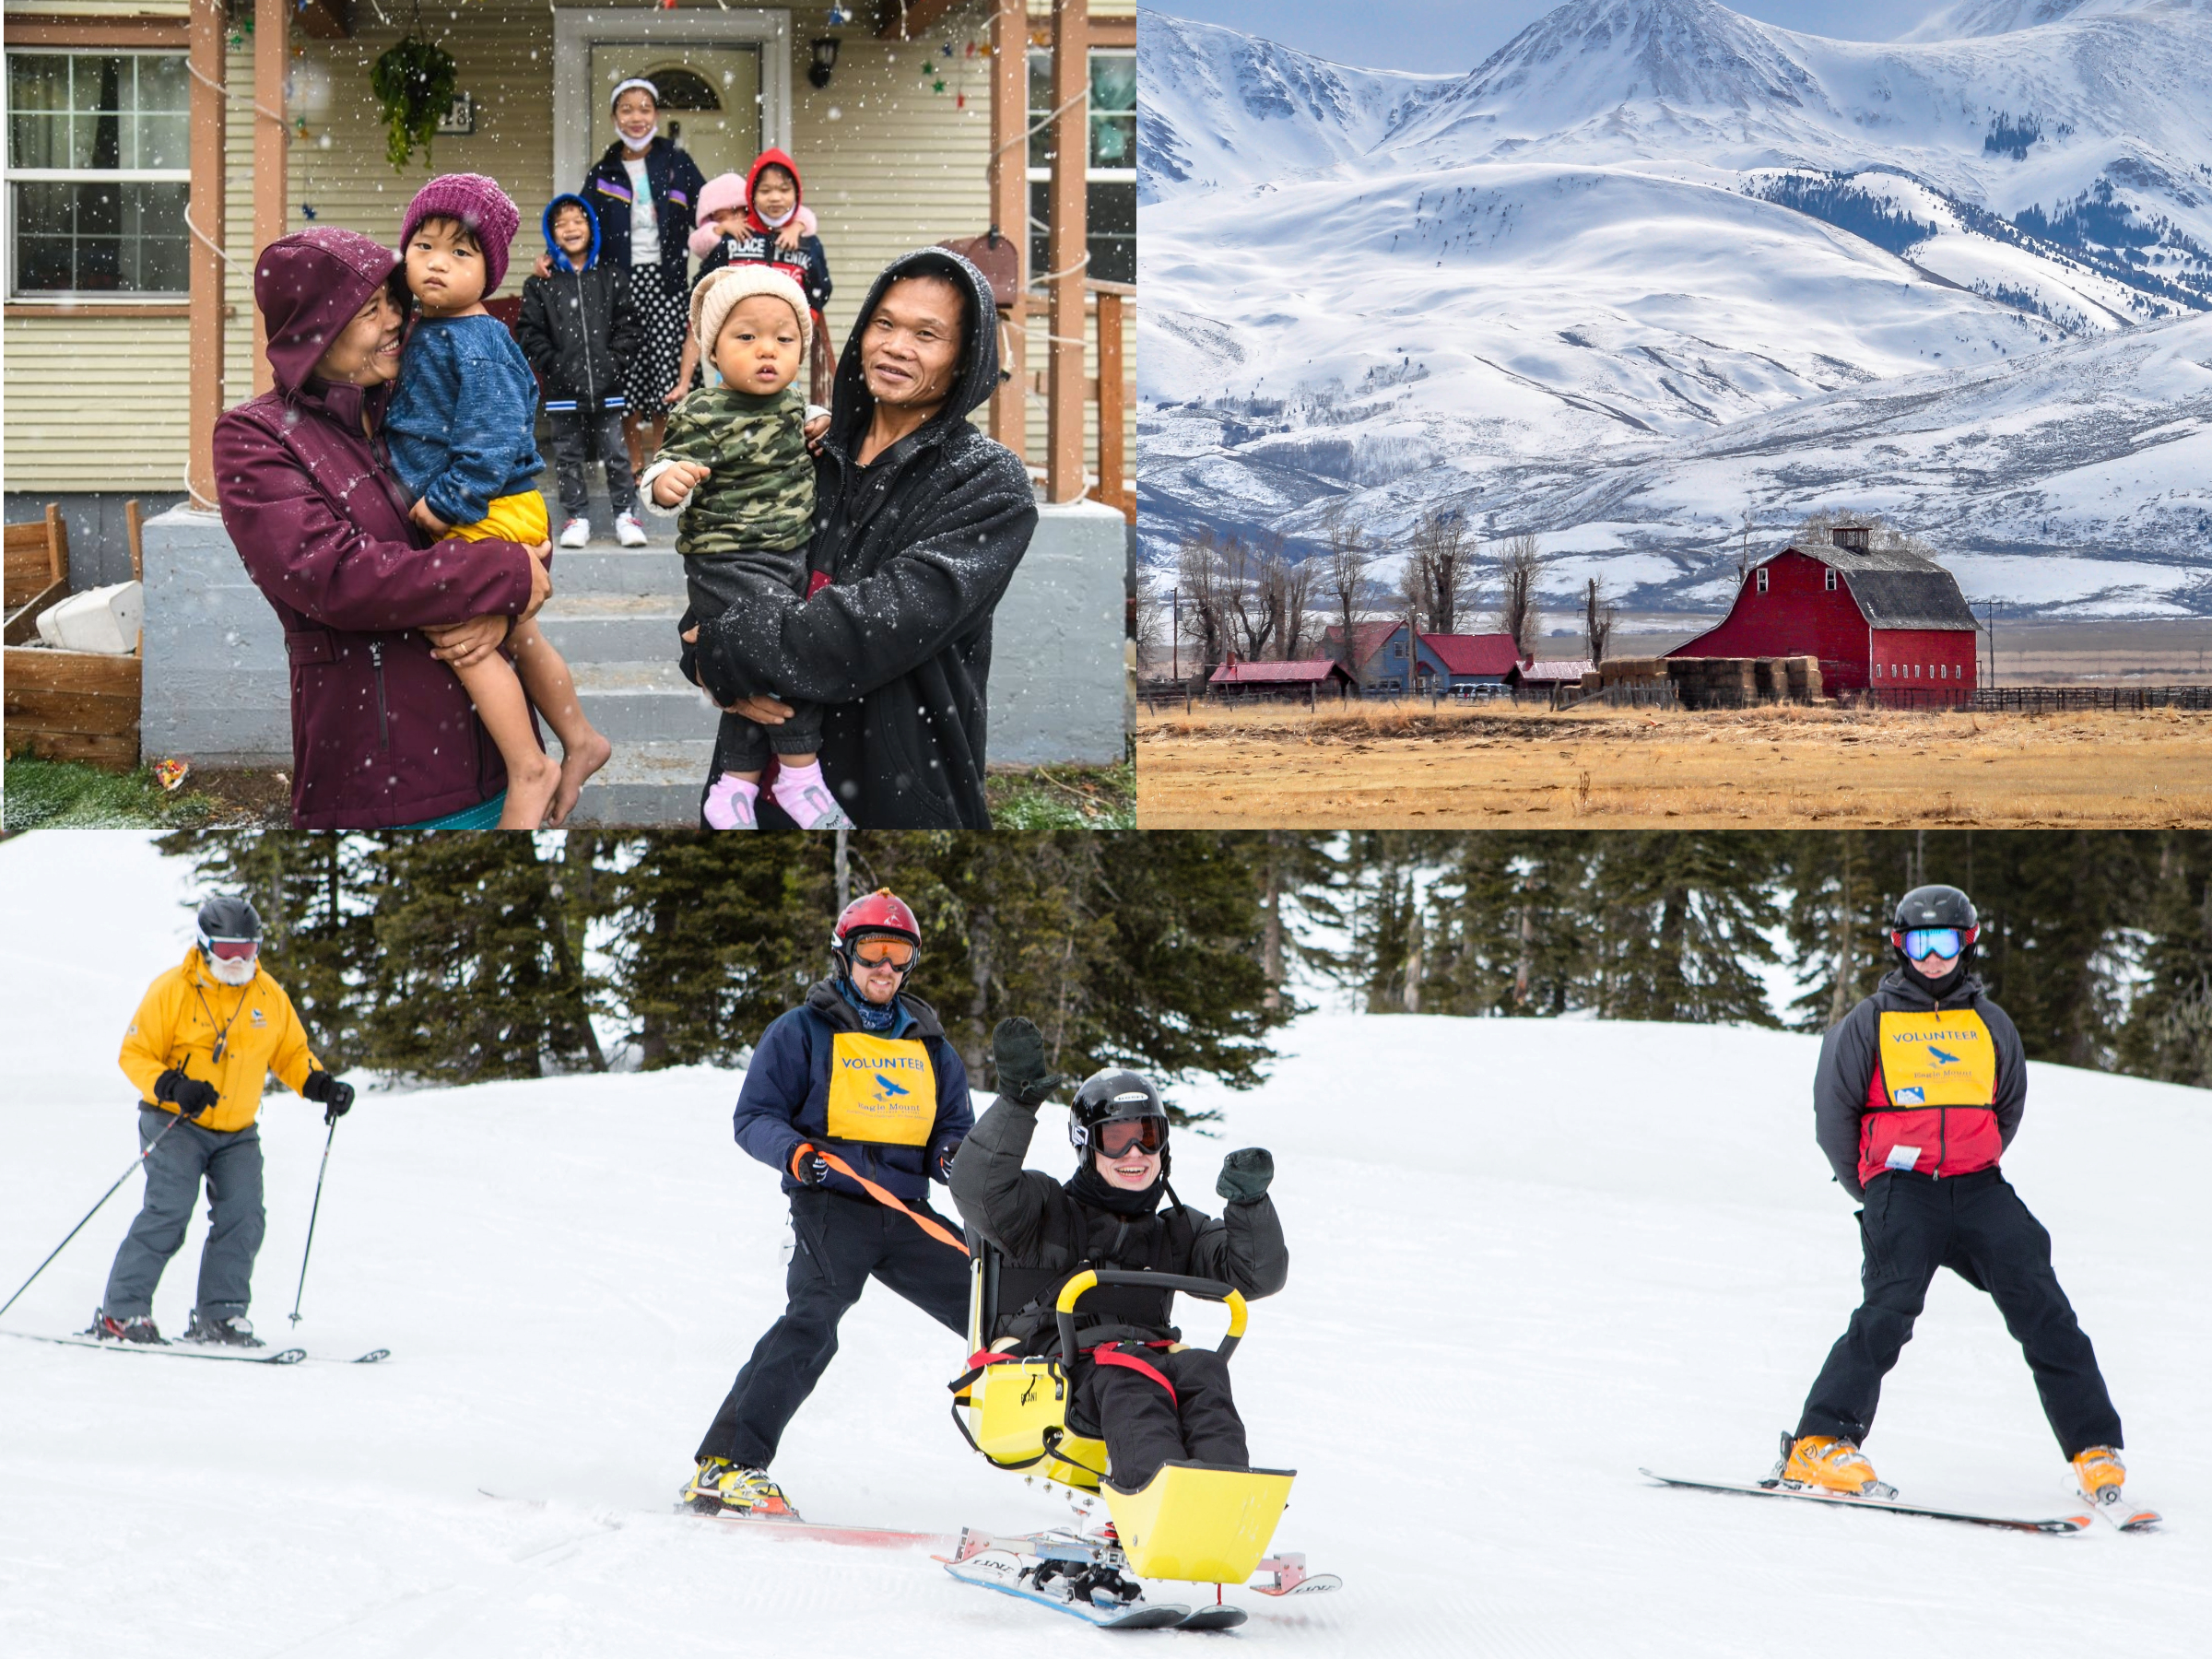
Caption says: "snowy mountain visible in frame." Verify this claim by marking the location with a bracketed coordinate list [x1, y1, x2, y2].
[1137, 2, 2212, 616]
[5, 833, 2209, 1655]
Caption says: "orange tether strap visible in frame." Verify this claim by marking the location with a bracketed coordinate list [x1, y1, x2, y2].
[798, 1142, 971, 1256]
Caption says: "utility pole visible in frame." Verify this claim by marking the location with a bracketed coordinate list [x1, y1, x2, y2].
[1172, 585, 1181, 683]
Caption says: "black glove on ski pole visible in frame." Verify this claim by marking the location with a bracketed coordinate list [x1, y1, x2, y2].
[0, 1111, 189, 1320]
[288, 1115, 340, 1327]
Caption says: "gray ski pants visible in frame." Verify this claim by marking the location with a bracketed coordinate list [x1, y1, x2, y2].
[101, 1107, 265, 1320]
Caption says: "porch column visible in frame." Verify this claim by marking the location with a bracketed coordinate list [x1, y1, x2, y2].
[1045, 0, 1087, 503]
[186, 0, 225, 509]
[251, 0, 289, 395]
[988, 0, 1027, 458]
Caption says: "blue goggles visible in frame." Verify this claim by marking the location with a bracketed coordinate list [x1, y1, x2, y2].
[1899, 927, 1965, 961]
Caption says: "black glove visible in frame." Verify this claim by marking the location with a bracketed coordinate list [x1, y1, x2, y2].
[1217, 1147, 1274, 1205]
[990, 1017, 1067, 1108]
[302, 1070, 354, 1124]
[155, 1069, 219, 1121]
[792, 1145, 830, 1188]
[932, 1135, 964, 1183]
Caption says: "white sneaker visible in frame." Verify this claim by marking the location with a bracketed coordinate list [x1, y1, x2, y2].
[559, 517, 590, 548]
[615, 512, 648, 547]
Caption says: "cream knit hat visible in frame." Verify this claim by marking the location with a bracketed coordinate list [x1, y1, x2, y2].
[690, 264, 812, 365]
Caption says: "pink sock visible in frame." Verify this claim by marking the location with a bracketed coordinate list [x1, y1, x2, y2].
[703, 773, 759, 830]
[769, 759, 853, 829]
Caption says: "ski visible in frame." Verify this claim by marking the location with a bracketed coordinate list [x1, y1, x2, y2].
[2080, 1488, 2160, 1532]
[692, 1508, 953, 1551]
[1252, 1552, 1342, 1596]
[1642, 1469, 2093, 1534]
[943, 1551, 1189, 1630]
[300, 1347, 392, 1364]
[3, 1329, 306, 1365]
[1174, 1604, 1249, 1630]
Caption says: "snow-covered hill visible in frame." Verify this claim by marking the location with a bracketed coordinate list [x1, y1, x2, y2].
[5, 834, 2209, 1654]
[1137, 2, 2212, 615]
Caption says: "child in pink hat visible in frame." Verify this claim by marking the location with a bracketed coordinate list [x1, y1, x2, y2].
[384, 172, 611, 829]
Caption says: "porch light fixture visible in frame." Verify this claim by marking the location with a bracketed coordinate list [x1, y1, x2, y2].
[809, 36, 841, 89]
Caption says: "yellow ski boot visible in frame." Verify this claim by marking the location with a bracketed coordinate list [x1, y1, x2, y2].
[1781, 1433, 1886, 1497]
[2070, 1445, 2124, 1501]
[681, 1458, 799, 1519]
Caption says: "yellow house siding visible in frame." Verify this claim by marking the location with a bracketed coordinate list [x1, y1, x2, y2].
[7, 0, 1129, 496]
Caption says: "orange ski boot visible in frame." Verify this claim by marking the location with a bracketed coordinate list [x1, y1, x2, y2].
[1781, 1433, 1887, 1497]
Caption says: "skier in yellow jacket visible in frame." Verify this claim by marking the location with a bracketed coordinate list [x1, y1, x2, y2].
[94, 895, 355, 1347]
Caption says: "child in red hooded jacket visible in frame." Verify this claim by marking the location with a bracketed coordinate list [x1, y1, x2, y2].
[675, 148, 835, 405]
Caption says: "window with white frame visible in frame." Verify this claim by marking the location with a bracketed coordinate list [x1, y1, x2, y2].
[6, 50, 189, 297]
[1756, 567, 1769, 593]
[1028, 47, 1134, 287]
[1824, 568, 1837, 591]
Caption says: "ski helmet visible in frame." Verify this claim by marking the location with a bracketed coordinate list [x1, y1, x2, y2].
[1068, 1067, 1169, 1159]
[195, 894, 263, 956]
[831, 888, 922, 979]
[1890, 884, 1979, 988]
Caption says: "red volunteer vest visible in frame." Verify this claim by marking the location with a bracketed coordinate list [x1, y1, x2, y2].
[1858, 1007, 2003, 1187]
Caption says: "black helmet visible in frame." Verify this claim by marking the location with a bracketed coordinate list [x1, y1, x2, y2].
[1067, 1067, 1166, 1155]
[1892, 885, 1977, 935]
[194, 895, 263, 955]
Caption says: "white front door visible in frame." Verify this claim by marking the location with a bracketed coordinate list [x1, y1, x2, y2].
[552, 8, 791, 202]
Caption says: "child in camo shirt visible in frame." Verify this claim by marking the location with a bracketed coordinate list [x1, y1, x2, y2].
[642, 264, 846, 830]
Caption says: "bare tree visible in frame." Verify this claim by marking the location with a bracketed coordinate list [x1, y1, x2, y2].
[1280, 547, 1320, 661]
[1496, 532, 1543, 656]
[1134, 577, 1170, 673]
[1218, 533, 1282, 663]
[1321, 501, 1376, 675]
[1792, 507, 1935, 559]
[1583, 575, 1618, 664]
[1176, 528, 1230, 680]
[1405, 507, 1477, 635]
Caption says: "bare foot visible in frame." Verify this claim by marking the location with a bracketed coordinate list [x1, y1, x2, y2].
[547, 727, 613, 828]
[499, 750, 562, 830]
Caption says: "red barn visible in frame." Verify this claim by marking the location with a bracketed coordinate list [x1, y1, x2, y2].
[1668, 525, 1980, 698]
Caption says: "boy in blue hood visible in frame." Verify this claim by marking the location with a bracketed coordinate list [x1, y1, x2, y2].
[519, 194, 645, 547]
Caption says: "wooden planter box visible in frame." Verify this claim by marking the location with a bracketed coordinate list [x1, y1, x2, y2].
[3, 502, 144, 772]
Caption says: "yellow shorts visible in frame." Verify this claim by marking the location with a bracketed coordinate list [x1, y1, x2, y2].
[450, 489, 549, 546]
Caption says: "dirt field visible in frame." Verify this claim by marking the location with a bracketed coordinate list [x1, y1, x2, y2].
[1135, 701, 2212, 827]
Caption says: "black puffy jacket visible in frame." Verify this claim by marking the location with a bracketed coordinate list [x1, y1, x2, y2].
[947, 1092, 1289, 1354]
[688, 248, 1039, 829]
[517, 196, 641, 411]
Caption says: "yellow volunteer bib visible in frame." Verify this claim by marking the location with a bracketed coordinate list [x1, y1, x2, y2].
[826, 1032, 937, 1147]
[1877, 1009, 1996, 1108]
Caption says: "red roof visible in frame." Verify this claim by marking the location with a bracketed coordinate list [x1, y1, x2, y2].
[1420, 632, 1520, 676]
[1209, 658, 1355, 685]
[1320, 620, 1401, 670]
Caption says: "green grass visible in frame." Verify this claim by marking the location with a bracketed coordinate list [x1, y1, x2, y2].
[2, 758, 225, 833]
[985, 760, 1135, 830]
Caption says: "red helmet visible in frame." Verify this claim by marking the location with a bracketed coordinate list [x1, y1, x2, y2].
[832, 888, 921, 952]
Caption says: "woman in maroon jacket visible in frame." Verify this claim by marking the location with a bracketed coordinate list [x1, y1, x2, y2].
[215, 227, 553, 829]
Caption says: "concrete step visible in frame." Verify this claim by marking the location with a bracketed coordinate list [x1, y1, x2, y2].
[570, 658, 724, 745]
[558, 736, 714, 826]
[548, 542, 688, 598]
[534, 591, 687, 662]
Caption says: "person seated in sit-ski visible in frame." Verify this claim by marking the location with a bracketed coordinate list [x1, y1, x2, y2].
[947, 1018, 1288, 1491]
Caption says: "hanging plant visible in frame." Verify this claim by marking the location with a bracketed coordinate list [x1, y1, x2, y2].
[369, 33, 457, 173]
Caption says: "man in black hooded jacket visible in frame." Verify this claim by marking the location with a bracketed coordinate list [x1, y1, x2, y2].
[948, 1019, 1287, 1490]
[685, 247, 1038, 829]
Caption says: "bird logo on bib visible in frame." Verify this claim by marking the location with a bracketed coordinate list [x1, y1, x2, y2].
[826, 1032, 937, 1147]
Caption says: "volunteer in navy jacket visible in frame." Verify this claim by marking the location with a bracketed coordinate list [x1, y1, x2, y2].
[683, 888, 973, 1518]
[1782, 883, 2130, 1505]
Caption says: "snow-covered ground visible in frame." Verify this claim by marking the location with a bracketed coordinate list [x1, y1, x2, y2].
[3, 832, 2206, 1655]
[1138, 2, 2212, 615]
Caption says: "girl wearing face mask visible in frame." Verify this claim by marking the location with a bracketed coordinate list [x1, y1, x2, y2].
[582, 78, 706, 472]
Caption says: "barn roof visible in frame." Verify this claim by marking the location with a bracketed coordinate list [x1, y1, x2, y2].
[1209, 657, 1355, 684]
[1514, 657, 1596, 683]
[1776, 543, 1978, 632]
[1420, 631, 1521, 676]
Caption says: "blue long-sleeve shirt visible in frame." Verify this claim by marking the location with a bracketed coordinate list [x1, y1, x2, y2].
[384, 314, 544, 527]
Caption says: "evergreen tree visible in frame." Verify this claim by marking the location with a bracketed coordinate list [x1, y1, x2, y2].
[1961, 831, 2143, 1070]
[1588, 833, 1782, 1025]
[1777, 830, 1899, 1031]
[2117, 832, 2212, 1086]
[361, 834, 605, 1083]
[1424, 833, 1592, 1017]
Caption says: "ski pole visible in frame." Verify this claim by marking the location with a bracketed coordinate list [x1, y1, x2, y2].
[0, 1112, 189, 1321]
[288, 1116, 339, 1327]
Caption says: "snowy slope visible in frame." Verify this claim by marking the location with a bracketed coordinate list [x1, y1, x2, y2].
[1137, 1, 2212, 615]
[4, 833, 2208, 1655]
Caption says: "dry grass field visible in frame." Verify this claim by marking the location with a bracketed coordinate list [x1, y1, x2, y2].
[1135, 700, 2212, 827]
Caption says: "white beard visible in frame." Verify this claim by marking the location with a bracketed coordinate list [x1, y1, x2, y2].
[206, 954, 258, 987]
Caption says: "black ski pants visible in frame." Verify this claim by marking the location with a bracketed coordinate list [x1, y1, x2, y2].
[1797, 1168, 2122, 1458]
[1075, 1345, 1250, 1491]
[697, 1186, 969, 1467]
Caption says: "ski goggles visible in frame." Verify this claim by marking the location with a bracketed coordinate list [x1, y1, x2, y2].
[204, 937, 259, 962]
[1896, 926, 1966, 961]
[849, 936, 917, 969]
[1094, 1116, 1168, 1159]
